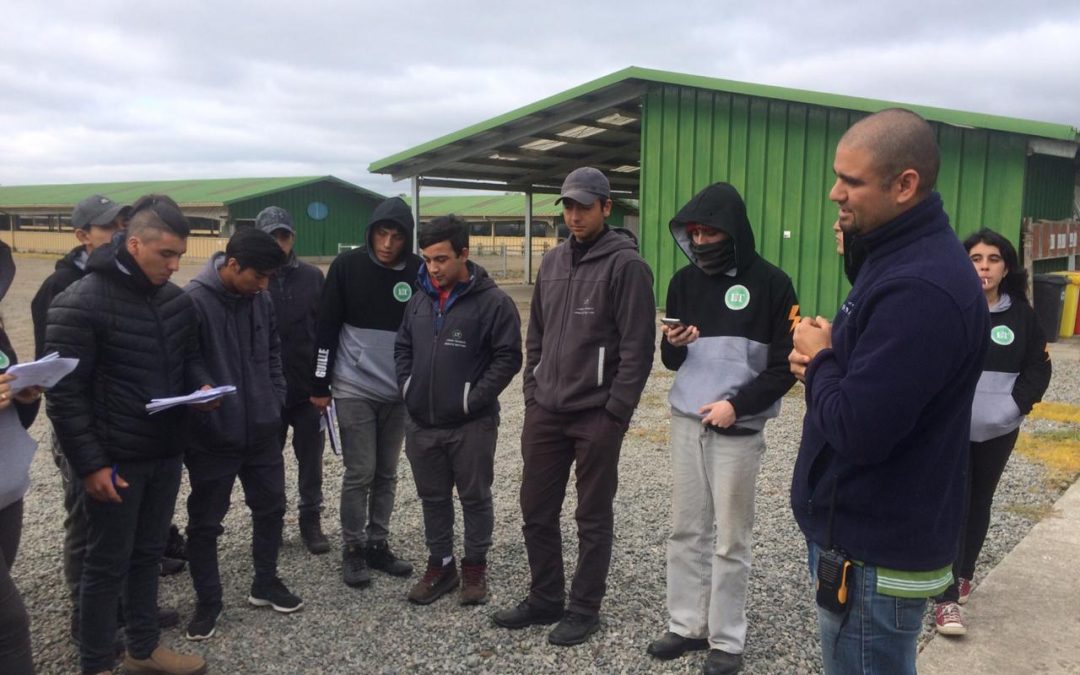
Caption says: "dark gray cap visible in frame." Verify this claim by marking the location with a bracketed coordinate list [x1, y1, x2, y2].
[255, 206, 295, 235]
[555, 167, 610, 206]
[72, 194, 128, 230]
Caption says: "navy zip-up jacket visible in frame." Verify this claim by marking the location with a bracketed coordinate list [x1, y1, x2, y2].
[395, 261, 522, 428]
[791, 193, 989, 571]
[185, 253, 286, 452]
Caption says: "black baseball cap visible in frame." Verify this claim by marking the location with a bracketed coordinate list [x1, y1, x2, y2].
[555, 167, 611, 206]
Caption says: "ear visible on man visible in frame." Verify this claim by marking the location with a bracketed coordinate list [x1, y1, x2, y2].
[895, 169, 921, 204]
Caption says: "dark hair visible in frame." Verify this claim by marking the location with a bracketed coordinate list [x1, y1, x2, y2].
[418, 214, 469, 255]
[226, 227, 287, 273]
[842, 108, 940, 195]
[963, 227, 1029, 303]
[126, 194, 191, 240]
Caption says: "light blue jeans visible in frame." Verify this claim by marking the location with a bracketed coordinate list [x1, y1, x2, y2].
[807, 542, 925, 675]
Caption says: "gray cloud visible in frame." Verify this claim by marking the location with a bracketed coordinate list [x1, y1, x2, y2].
[2, 0, 1077, 195]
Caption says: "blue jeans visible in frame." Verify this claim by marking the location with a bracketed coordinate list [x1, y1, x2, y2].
[807, 542, 925, 675]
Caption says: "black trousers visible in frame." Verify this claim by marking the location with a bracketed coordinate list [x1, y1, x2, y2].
[279, 401, 325, 517]
[519, 405, 628, 617]
[938, 428, 1020, 602]
[81, 457, 181, 672]
[0, 500, 33, 675]
[185, 439, 286, 607]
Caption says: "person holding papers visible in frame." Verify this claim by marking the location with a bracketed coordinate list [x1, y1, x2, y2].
[182, 227, 300, 643]
[45, 195, 214, 675]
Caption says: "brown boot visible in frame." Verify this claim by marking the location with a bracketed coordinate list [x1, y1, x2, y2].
[123, 645, 207, 675]
[459, 558, 489, 605]
[407, 556, 458, 605]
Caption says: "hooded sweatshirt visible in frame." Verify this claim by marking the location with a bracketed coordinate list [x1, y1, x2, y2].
[312, 197, 422, 401]
[395, 260, 522, 428]
[268, 251, 324, 407]
[523, 226, 655, 424]
[970, 293, 1051, 442]
[185, 252, 286, 452]
[662, 182, 798, 431]
[31, 245, 89, 358]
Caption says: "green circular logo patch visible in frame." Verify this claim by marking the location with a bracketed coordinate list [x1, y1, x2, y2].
[393, 282, 413, 302]
[990, 325, 1015, 346]
[725, 285, 750, 311]
[0, 351, 9, 370]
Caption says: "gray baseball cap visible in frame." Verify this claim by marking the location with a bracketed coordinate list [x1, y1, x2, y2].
[255, 206, 295, 235]
[72, 194, 128, 230]
[555, 167, 610, 206]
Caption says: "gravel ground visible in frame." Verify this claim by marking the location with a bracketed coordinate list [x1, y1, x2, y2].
[4, 253, 1078, 674]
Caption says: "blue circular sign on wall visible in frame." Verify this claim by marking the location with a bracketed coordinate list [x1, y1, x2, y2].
[307, 201, 329, 220]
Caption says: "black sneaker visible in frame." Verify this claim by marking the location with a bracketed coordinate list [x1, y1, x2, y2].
[160, 557, 187, 577]
[646, 631, 710, 660]
[248, 577, 304, 613]
[185, 603, 222, 641]
[492, 600, 563, 629]
[703, 648, 743, 675]
[343, 544, 371, 587]
[548, 611, 600, 646]
[164, 524, 187, 560]
[299, 514, 330, 555]
[366, 541, 413, 577]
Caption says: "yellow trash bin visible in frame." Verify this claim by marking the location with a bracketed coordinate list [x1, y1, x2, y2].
[1051, 272, 1080, 338]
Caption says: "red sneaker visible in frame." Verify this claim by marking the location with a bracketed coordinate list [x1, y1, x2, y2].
[934, 601, 966, 636]
[957, 577, 972, 605]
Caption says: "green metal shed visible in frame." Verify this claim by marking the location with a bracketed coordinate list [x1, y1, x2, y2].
[370, 66, 1079, 317]
[0, 176, 385, 257]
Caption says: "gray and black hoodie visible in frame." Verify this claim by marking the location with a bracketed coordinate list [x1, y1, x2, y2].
[312, 197, 422, 402]
[662, 182, 798, 432]
[185, 252, 286, 451]
[523, 226, 655, 424]
[970, 293, 1051, 442]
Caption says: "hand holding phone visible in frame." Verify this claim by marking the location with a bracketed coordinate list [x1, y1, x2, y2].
[661, 317, 684, 328]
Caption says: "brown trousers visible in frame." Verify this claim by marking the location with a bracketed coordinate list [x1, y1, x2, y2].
[519, 404, 628, 617]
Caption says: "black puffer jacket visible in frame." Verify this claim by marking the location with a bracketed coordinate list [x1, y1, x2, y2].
[44, 243, 212, 478]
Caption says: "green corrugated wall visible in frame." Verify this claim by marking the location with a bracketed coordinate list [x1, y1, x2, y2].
[639, 85, 1033, 318]
[1023, 155, 1076, 221]
[229, 181, 382, 257]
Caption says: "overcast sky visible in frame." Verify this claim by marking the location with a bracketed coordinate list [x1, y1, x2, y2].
[2, 0, 1078, 196]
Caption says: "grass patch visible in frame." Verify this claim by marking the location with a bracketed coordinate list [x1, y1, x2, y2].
[628, 424, 669, 445]
[1029, 401, 1080, 425]
[1014, 428, 1080, 487]
[1002, 502, 1058, 521]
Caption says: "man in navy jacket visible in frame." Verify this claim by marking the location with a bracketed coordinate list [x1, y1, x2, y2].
[789, 109, 989, 675]
[395, 215, 521, 607]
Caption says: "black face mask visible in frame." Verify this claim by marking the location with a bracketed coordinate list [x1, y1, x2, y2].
[691, 237, 736, 276]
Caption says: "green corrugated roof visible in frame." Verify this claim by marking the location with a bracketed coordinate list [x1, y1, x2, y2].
[406, 195, 565, 218]
[371, 65, 1078, 173]
[405, 194, 639, 218]
[0, 175, 384, 208]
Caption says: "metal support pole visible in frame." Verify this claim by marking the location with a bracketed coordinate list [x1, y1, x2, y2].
[411, 176, 421, 255]
[524, 190, 534, 284]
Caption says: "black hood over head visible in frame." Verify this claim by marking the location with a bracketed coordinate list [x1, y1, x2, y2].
[366, 197, 415, 263]
[669, 182, 758, 275]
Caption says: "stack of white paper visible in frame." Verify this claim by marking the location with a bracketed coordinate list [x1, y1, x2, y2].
[7, 352, 79, 392]
[146, 385, 237, 414]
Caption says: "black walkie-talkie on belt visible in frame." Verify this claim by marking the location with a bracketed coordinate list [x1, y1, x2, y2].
[816, 478, 853, 615]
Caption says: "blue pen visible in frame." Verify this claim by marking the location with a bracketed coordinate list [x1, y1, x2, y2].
[111, 463, 119, 487]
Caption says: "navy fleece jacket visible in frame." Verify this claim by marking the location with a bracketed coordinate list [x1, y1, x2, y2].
[791, 193, 989, 571]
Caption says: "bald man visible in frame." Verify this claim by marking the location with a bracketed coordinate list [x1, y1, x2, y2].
[788, 109, 989, 675]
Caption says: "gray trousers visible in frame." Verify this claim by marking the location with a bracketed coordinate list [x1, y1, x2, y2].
[336, 397, 405, 547]
[405, 415, 498, 561]
[50, 426, 87, 606]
